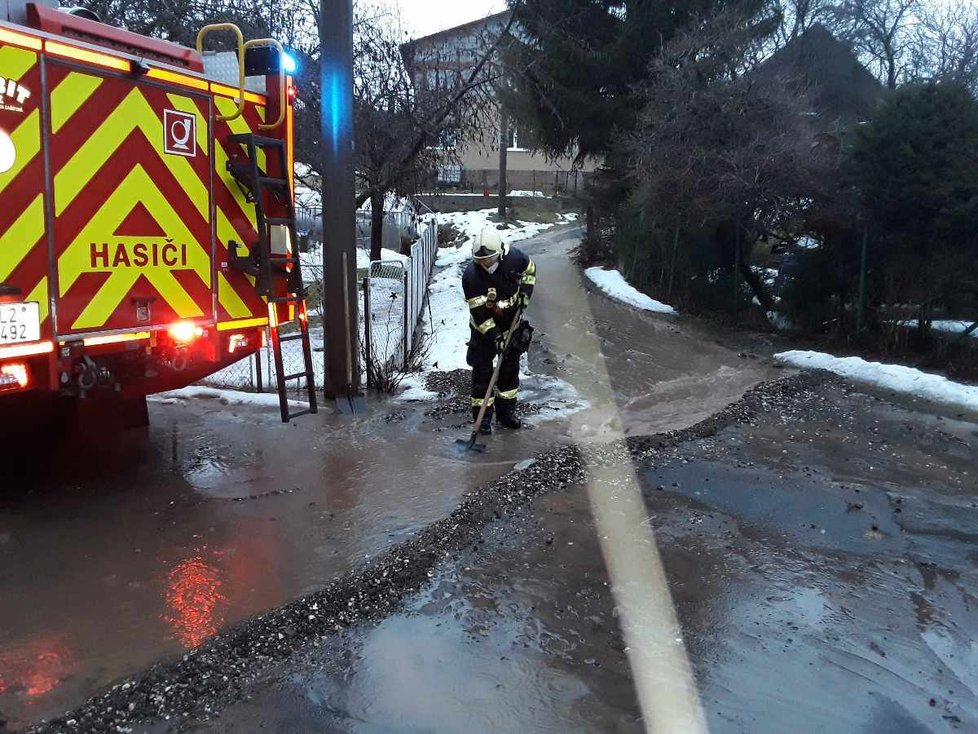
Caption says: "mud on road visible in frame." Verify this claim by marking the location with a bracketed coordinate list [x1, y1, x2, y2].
[18, 370, 978, 733]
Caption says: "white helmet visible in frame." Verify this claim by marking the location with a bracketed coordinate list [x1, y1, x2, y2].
[472, 228, 505, 260]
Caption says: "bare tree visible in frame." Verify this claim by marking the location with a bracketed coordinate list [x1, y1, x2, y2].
[836, 0, 919, 89]
[776, 0, 844, 45]
[629, 9, 833, 312]
[912, 0, 978, 90]
[292, 3, 517, 259]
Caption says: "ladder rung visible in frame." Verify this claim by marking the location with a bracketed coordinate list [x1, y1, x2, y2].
[259, 176, 289, 188]
[270, 256, 298, 264]
[228, 134, 285, 148]
[265, 217, 295, 226]
[286, 408, 313, 420]
[269, 295, 304, 304]
[279, 333, 306, 343]
[281, 372, 309, 381]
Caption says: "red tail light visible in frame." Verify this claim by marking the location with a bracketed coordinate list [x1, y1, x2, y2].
[169, 321, 204, 344]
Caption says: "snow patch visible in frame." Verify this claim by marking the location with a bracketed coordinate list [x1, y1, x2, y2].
[900, 320, 977, 339]
[151, 386, 308, 409]
[775, 350, 978, 412]
[584, 267, 678, 315]
[509, 190, 547, 198]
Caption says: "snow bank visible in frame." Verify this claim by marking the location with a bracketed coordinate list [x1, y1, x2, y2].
[510, 190, 547, 198]
[151, 386, 308, 409]
[775, 350, 978, 412]
[584, 268, 678, 315]
[356, 247, 409, 268]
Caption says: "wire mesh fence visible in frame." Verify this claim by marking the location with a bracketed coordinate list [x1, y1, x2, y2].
[198, 209, 438, 396]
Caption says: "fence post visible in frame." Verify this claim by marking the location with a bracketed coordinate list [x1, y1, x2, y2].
[254, 348, 263, 393]
[403, 267, 410, 371]
[363, 276, 372, 389]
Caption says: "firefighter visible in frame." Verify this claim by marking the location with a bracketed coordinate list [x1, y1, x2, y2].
[462, 228, 537, 434]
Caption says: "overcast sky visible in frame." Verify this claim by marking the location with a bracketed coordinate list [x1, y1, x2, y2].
[394, 0, 508, 39]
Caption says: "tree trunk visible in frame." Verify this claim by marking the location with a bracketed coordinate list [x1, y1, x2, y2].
[498, 113, 509, 218]
[738, 260, 775, 312]
[369, 191, 384, 262]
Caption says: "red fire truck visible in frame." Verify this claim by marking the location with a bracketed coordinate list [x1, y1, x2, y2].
[0, 1, 317, 427]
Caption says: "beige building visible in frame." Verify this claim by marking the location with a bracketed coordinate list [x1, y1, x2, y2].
[401, 12, 594, 196]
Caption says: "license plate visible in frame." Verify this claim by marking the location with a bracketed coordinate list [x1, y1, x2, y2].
[0, 302, 40, 345]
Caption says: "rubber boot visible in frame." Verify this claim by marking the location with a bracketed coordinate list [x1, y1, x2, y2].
[472, 406, 493, 435]
[496, 399, 523, 430]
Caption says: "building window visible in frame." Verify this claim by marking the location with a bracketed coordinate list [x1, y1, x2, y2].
[437, 164, 462, 185]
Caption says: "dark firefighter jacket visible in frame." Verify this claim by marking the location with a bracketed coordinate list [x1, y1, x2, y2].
[461, 246, 536, 348]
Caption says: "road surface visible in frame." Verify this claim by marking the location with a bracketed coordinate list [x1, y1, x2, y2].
[3, 225, 975, 733]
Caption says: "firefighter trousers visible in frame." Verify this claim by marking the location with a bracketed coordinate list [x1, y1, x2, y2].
[468, 342, 520, 414]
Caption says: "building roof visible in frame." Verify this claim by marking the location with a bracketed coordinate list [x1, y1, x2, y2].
[402, 10, 513, 53]
[400, 10, 513, 76]
[754, 24, 885, 125]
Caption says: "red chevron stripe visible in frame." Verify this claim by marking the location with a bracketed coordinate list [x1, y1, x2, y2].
[0, 156, 44, 231]
[48, 71, 132, 172]
[3, 234, 48, 294]
[172, 268, 214, 320]
[57, 270, 110, 332]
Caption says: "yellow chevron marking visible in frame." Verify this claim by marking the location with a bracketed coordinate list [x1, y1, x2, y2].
[54, 88, 208, 218]
[58, 165, 211, 330]
[25, 278, 49, 324]
[0, 195, 44, 282]
[51, 71, 104, 134]
[217, 272, 252, 319]
[0, 46, 36, 81]
[0, 109, 40, 197]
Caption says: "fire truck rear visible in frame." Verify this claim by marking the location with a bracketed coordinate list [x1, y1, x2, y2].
[0, 1, 317, 427]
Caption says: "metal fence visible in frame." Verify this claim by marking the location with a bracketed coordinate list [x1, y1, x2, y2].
[201, 211, 439, 394]
[363, 217, 438, 382]
[404, 217, 438, 358]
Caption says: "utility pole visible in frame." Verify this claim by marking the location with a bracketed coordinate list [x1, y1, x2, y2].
[856, 228, 868, 337]
[497, 110, 508, 218]
[320, 0, 361, 408]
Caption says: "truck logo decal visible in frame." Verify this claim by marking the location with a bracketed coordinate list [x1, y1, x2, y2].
[0, 129, 14, 173]
[0, 78, 31, 113]
[163, 109, 196, 158]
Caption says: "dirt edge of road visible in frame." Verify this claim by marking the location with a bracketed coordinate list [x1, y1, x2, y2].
[25, 370, 833, 734]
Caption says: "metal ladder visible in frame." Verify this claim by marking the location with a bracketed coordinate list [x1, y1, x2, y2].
[226, 133, 318, 422]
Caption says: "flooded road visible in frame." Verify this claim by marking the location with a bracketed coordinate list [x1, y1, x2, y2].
[197, 380, 978, 734]
[0, 224, 822, 729]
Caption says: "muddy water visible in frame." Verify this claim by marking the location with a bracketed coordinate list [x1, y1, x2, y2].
[0, 224, 784, 728]
[0, 403, 514, 727]
[521, 227, 781, 440]
[200, 380, 978, 733]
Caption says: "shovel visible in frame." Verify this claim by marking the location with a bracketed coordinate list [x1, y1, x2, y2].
[456, 304, 526, 453]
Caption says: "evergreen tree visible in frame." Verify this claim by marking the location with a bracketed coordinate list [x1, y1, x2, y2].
[846, 81, 978, 322]
[504, 0, 778, 161]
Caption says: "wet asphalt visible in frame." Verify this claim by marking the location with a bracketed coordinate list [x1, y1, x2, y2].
[2, 225, 976, 732]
